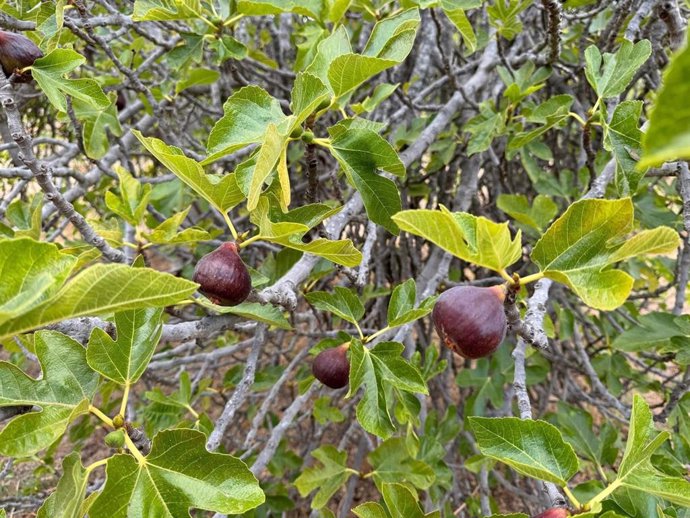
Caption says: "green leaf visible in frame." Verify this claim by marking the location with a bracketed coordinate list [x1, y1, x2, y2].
[464, 104, 503, 155]
[237, 0, 323, 18]
[362, 8, 420, 61]
[442, 2, 476, 53]
[89, 429, 264, 517]
[639, 44, 690, 168]
[32, 49, 110, 112]
[605, 101, 645, 194]
[0, 238, 75, 326]
[195, 300, 292, 329]
[37, 452, 89, 518]
[387, 279, 436, 328]
[105, 167, 152, 226]
[327, 54, 397, 98]
[305, 26, 352, 84]
[247, 123, 290, 211]
[392, 207, 522, 273]
[368, 438, 435, 491]
[291, 72, 331, 126]
[132, 0, 202, 20]
[86, 308, 163, 385]
[250, 197, 362, 267]
[133, 131, 245, 213]
[348, 341, 427, 439]
[584, 40, 652, 99]
[610, 395, 690, 507]
[487, 0, 531, 40]
[205, 85, 289, 164]
[611, 312, 690, 352]
[353, 503, 388, 518]
[469, 416, 579, 486]
[306, 287, 364, 326]
[508, 95, 573, 150]
[175, 68, 220, 95]
[381, 483, 432, 518]
[554, 402, 618, 468]
[72, 95, 123, 160]
[533, 198, 679, 310]
[328, 125, 404, 234]
[0, 264, 197, 340]
[0, 331, 99, 457]
[294, 446, 357, 509]
[352, 83, 399, 114]
[145, 207, 211, 245]
[497, 194, 558, 233]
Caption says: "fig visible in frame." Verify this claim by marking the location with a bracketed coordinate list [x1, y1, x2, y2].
[0, 30, 43, 81]
[104, 429, 125, 448]
[533, 509, 570, 518]
[193, 242, 252, 306]
[312, 344, 349, 389]
[432, 285, 507, 359]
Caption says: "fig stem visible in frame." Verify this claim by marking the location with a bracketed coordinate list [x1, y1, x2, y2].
[223, 14, 244, 26]
[498, 269, 514, 283]
[89, 405, 114, 428]
[221, 211, 239, 241]
[123, 431, 147, 464]
[518, 271, 545, 285]
[239, 235, 261, 248]
[354, 322, 364, 341]
[364, 325, 391, 343]
[85, 457, 109, 474]
[585, 478, 622, 509]
[562, 485, 581, 509]
[119, 382, 130, 418]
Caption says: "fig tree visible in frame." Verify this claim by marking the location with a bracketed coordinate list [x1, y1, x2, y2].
[0, 30, 43, 81]
[533, 509, 570, 518]
[312, 344, 349, 389]
[193, 242, 252, 306]
[432, 285, 507, 359]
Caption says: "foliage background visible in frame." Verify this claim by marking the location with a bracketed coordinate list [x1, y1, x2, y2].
[1, 0, 690, 517]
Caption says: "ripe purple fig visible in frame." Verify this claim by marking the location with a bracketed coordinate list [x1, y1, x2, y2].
[312, 344, 349, 389]
[0, 30, 43, 81]
[432, 285, 507, 359]
[533, 509, 570, 518]
[193, 242, 252, 306]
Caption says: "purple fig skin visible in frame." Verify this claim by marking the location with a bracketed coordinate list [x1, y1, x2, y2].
[312, 345, 349, 389]
[193, 242, 252, 306]
[432, 285, 507, 359]
[533, 509, 570, 518]
[0, 31, 43, 81]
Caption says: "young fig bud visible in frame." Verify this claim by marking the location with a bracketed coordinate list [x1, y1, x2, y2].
[432, 285, 507, 359]
[104, 429, 126, 448]
[112, 414, 125, 428]
[0, 30, 43, 81]
[312, 344, 349, 389]
[193, 242, 252, 306]
[533, 509, 570, 518]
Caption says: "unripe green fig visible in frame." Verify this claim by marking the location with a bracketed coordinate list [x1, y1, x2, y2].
[432, 285, 507, 359]
[301, 130, 315, 143]
[533, 509, 570, 518]
[312, 344, 349, 389]
[104, 429, 125, 448]
[193, 242, 252, 306]
[290, 126, 303, 139]
[0, 30, 43, 81]
[112, 414, 125, 428]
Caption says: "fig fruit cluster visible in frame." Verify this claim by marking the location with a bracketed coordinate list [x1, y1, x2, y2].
[432, 285, 507, 359]
[312, 344, 349, 389]
[193, 242, 252, 306]
[0, 30, 43, 81]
